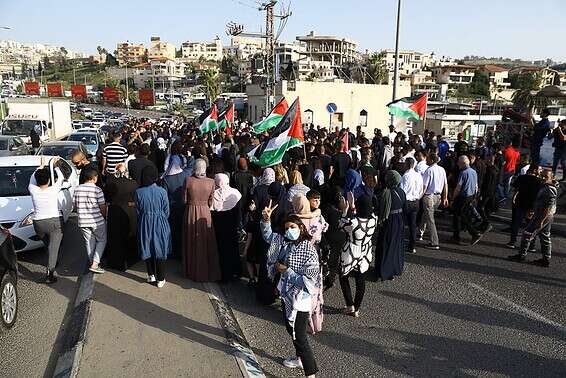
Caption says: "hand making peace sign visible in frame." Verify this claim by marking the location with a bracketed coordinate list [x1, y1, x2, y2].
[262, 199, 278, 222]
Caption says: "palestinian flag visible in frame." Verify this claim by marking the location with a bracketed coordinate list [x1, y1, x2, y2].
[248, 98, 303, 167]
[198, 104, 218, 134]
[387, 94, 427, 120]
[218, 103, 235, 134]
[252, 97, 289, 134]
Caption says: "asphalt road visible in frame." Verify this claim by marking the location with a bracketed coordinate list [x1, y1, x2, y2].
[0, 217, 87, 378]
[87, 103, 167, 119]
[223, 215, 566, 377]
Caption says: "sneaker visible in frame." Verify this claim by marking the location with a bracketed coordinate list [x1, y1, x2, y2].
[531, 258, 550, 268]
[470, 234, 483, 246]
[157, 280, 166, 288]
[147, 275, 156, 283]
[407, 248, 417, 254]
[283, 356, 303, 369]
[343, 305, 355, 315]
[505, 242, 516, 249]
[424, 244, 440, 250]
[89, 266, 105, 274]
[508, 254, 526, 262]
[45, 270, 57, 284]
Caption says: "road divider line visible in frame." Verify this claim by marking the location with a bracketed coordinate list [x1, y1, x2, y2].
[468, 282, 566, 333]
[204, 282, 265, 378]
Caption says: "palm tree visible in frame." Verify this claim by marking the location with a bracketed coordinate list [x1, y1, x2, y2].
[201, 69, 220, 106]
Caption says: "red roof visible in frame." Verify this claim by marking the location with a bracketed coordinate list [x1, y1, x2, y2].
[479, 64, 508, 73]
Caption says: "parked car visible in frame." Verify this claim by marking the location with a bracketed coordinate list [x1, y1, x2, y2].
[80, 107, 93, 118]
[91, 117, 106, 128]
[0, 156, 79, 252]
[36, 141, 90, 161]
[0, 225, 18, 329]
[0, 136, 32, 157]
[71, 120, 83, 130]
[67, 131, 103, 160]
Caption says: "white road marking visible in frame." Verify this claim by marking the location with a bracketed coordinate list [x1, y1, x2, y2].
[468, 283, 566, 333]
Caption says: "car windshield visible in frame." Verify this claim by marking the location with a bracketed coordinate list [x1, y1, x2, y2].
[2, 119, 43, 136]
[0, 140, 8, 150]
[69, 134, 97, 145]
[0, 166, 37, 197]
[37, 145, 77, 160]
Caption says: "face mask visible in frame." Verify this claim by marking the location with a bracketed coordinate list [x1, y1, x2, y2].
[285, 227, 300, 241]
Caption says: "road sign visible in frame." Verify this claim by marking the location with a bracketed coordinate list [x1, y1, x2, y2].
[327, 103, 337, 113]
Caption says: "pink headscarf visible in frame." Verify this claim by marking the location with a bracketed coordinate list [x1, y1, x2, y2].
[212, 173, 242, 212]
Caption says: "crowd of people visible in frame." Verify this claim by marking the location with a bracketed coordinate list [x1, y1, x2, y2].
[27, 111, 562, 377]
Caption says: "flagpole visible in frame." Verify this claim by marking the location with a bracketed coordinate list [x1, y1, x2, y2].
[422, 93, 428, 132]
[391, 0, 403, 125]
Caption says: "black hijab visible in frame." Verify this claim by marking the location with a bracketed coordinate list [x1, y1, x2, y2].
[140, 165, 158, 188]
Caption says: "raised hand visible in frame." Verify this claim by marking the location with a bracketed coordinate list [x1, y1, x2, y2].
[262, 199, 278, 222]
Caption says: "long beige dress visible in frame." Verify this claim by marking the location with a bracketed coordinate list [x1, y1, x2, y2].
[182, 176, 221, 282]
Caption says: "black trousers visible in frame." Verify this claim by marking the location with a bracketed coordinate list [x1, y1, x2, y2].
[452, 196, 480, 240]
[339, 270, 366, 310]
[282, 305, 318, 376]
[145, 257, 166, 281]
[405, 200, 419, 250]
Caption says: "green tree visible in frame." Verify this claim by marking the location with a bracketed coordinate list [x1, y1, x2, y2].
[366, 51, 388, 84]
[105, 53, 118, 66]
[175, 48, 183, 58]
[200, 68, 221, 105]
[511, 71, 545, 112]
[37, 61, 43, 74]
[470, 70, 490, 97]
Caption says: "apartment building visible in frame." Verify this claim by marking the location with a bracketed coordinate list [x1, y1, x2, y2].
[133, 58, 186, 89]
[432, 65, 476, 86]
[148, 36, 176, 61]
[116, 42, 147, 66]
[225, 36, 265, 60]
[181, 37, 223, 62]
[509, 66, 559, 88]
[296, 31, 359, 69]
[476, 64, 510, 89]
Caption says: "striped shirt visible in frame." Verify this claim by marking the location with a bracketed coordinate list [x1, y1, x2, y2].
[74, 183, 105, 227]
[102, 142, 128, 174]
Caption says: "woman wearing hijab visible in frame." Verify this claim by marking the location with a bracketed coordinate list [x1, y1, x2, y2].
[104, 163, 139, 271]
[183, 159, 221, 282]
[261, 208, 319, 378]
[292, 194, 328, 334]
[134, 165, 171, 288]
[211, 173, 243, 281]
[268, 181, 291, 233]
[162, 154, 193, 259]
[339, 195, 377, 317]
[376, 170, 406, 281]
[287, 170, 310, 202]
[320, 186, 348, 290]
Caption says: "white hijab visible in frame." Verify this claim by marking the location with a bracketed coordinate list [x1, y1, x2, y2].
[212, 173, 242, 212]
[194, 158, 207, 178]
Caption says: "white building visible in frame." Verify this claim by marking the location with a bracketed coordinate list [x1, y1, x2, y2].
[133, 58, 186, 89]
[476, 64, 511, 90]
[148, 37, 176, 61]
[181, 37, 223, 62]
[225, 36, 265, 60]
[383, 50, 453, 83]
[432, 65, 476, 86]
[296, 31, 360, 69]
[246, 79, 411, 133]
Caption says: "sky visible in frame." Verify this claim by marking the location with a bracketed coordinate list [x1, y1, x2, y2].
[1, 0, 565, 62]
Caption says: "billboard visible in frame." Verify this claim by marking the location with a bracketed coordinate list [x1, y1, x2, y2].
[47, 83, 63, 97]
[103, 87, 119, 103]
[71, 84, 87, 100]
[138, 89, 155, 106]
[24, 81, 40, 96]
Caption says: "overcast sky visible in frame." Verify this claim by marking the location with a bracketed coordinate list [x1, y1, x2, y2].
[1, 0, 565, 62]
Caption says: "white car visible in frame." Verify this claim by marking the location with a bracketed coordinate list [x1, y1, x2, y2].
[0, 156, 79, 252]
[81, 108, 93, 118]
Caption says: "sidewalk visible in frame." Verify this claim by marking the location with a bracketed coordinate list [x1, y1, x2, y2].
[78, 261, 241, 377]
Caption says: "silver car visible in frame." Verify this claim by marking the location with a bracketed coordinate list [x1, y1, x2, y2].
[0, 136, 31, 157]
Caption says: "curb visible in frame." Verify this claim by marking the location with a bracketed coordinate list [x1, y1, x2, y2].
[52, 272, 95, 378]
[204, 282, 265, 378]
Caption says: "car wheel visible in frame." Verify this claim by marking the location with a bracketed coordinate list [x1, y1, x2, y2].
[1, 273, 18, 329]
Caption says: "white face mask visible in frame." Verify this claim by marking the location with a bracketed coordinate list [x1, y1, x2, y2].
[285, 227, 300, 241]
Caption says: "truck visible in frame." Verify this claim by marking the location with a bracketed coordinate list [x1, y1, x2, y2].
[0, 98, 73, 144]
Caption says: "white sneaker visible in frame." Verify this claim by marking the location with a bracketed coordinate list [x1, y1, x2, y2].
[157, 280, 166, 288]
[147, 275, 156, 283]
[283, 356, 303, 369]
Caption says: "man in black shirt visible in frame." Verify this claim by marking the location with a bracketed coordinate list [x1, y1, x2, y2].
[128, 143, 157, 186]
[330, 140, 351, 187]
[454, 133, 469, 157]
[551, 119, 566, 181]
[506, 165, 542, 248]
[30, 127, 41, 153]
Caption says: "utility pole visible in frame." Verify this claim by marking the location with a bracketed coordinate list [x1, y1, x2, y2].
[125, 64, 129, 113]
[263, 1, 276, 114]
[391, 0, 403, 125]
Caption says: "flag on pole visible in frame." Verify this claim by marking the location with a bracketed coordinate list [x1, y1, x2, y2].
[248, 98, 304, 167]
[218, 103, 235, 134]
[252, 97, 289, 134]
[198, 104, 218, 134]
[387, 94, 427, 120]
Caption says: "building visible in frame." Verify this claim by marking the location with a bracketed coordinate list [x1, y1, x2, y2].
[476, 64, 510, 89]
[181, 37, 223, 62]
[0, 63, 23, 79]
[509, 66, 559, 89]
[148, 37, 176, 61]
[225, 36, 265, 60]
[116, 42, 147, 66]
[274, 41, 337, 81]
[413, 82, 442, 101]
[133, 58, 186, 89]
[432, 65, 476, 86]
[246, 79, 411, 133]
[383, 50, 453, 83]
[296, 31, 359, 69]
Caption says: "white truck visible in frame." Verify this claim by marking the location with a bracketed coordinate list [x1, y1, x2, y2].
[0, 98, 73, 144]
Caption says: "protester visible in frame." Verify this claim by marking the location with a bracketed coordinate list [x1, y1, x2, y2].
[102, 132, 128, 176]
[135, 165, 171, 287]
[420, 153, 448, 250]
[182, 158, 221, 282]
[28, 157, 64, 283]
[400, 158, 423, 254]
[530, 109, 551, 165]
[551, 119, 566, 180]
[129, 143, 157, 186]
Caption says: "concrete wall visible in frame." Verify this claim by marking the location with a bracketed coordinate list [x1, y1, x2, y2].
[247, 80, 411, 134]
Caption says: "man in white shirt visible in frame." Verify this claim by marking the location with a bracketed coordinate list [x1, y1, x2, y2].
[388, 125, 398, 143]
[420, 153, 448, 250]
[28, 157, 64, 283]
[415, 150, 428, 175]
[401, 157, 423, 253]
